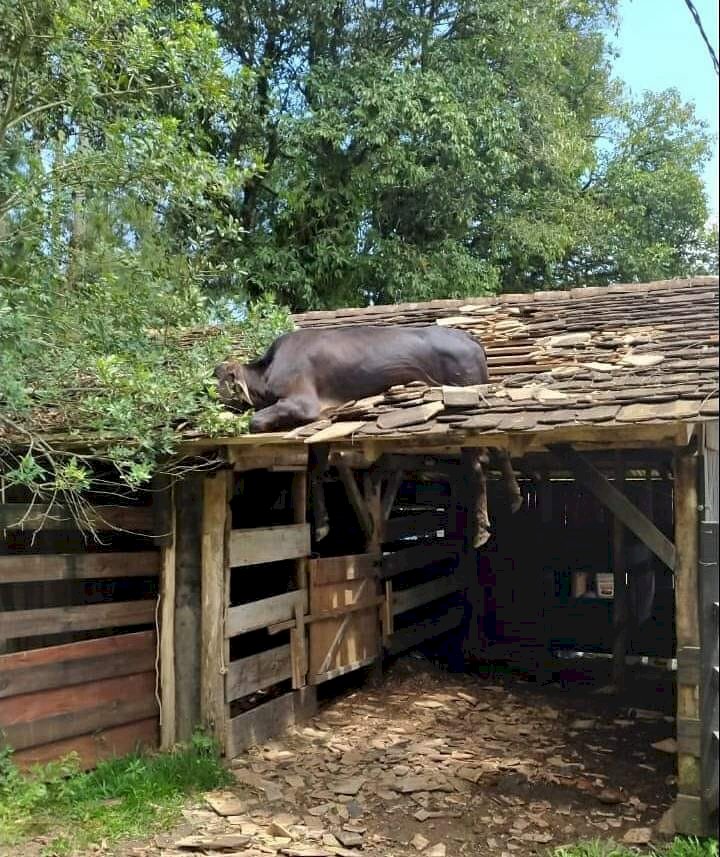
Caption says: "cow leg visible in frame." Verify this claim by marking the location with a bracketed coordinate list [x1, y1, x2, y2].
[496, 449, 523, 513]
[249, 396, 321, 433]
[471, 449, 491, 548]
[309, 445, 330, 542]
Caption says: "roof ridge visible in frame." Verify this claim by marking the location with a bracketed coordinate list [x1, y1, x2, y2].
[292, 277, 718, 321]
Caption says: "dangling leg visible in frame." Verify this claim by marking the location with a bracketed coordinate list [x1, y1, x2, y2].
[309, 444, 330, 542]
[496, 449, 523, 513]
[471, 449, 491, 548]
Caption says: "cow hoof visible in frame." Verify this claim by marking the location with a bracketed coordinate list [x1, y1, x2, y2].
[474, 531, 491, 548]
[315, 523, 330, 542]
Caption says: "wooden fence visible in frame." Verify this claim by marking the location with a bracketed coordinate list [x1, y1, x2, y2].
[0, 500, 160, 768]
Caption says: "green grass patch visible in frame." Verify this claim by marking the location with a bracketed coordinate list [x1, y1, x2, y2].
[0, 732, 231, 856]
[551, 837, 719, 857]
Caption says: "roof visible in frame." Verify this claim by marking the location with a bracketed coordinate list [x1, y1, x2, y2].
[281, 277, 718, 444]
[3, 277, 718, 451]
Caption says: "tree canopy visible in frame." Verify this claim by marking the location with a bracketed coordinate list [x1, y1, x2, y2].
[0, 0, 716, 512]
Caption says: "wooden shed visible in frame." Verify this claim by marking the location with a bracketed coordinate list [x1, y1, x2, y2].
[1, 276, 718, 836]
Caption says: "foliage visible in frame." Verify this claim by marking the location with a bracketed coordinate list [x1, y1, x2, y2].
[551, 837, 719, 857]
[0, 0, 716, 512]
[202, 0, 716, 308]
[0, 0, 292, 512]
[0, 732, 231, 854]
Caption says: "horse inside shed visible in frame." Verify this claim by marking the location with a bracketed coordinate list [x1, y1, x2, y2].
[0, 277, 718, 843]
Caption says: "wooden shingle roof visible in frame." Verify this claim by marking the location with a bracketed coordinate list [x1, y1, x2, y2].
[286, 277, 719, 443]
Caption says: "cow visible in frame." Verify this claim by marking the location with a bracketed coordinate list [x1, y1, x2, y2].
[215, 324, 520, 544]
[214, 325, 489, 432]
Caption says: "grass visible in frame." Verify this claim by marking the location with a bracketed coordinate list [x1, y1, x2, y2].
[551, 837, 719, 857]
[0, 732, 231, 856]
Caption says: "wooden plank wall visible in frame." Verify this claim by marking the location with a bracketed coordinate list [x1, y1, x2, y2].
[381, 465, 466, 656]
[221, 466, 315, 759]
[0, 497, 161, 768]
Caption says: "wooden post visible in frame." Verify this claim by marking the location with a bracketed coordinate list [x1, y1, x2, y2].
[201, 471, 231, 748]
[612, 456, 628, 688]
[460, 448, 483, 659]
[291, 471, 308, 686]
[159, 483, 177, 749]
[364, 472, 385, 681]
[674, 449, 702, 834]
[174, 473, 203, 742]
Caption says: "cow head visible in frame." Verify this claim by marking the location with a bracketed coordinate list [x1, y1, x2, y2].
[214, 360, 253, 409]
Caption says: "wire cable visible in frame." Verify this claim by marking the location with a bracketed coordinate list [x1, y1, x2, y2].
[684, 0, 720, 76]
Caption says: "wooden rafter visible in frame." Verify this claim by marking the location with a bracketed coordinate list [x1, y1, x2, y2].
[551, 444, 676, 571]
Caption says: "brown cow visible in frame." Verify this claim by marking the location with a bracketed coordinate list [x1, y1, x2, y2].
[215, 325, 520, 543]
[215, 325, 488, 432]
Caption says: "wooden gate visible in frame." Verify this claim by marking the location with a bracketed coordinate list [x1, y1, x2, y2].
[307, 554, 382, 684]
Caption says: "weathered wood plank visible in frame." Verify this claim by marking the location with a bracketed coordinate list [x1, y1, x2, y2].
[677, 717, 702, 756]
[0, 631, 156, 699]
[384, 510, 449, 543]
[304, 421, 366, 444]
[3, 691, 158, 751]
[1, 600, 156, 641]
[308, 655, 378, 686]
[226, 590, 305, 638]
[225, 645, 292, 702]
[13, 717, 158, 771]
[392, 571, 464, 616]
[386, 604, 464, 655]
[0, 671, 157, 750]
[381, 540, 461, 579]
[677, 646, 701, 687]
[201, 472, 230, 746]
[159, 487, 176, 750]
[229, 524, 310, 568]
[0, 552, 159, 583]
[308, 554, 378, 586]
[226, 688, 317, 757]
[0, 504, 154, 532]
[229, 446, 308, 472]
[674, 793, 704, 837]
[552, 444, 676, 570]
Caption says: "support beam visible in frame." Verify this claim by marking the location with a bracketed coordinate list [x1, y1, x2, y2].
[174, 474, 203, 742]
[612, 456, 628, 688]
[551, 444, 676, 571]
[201, 472, 230, 747]
[674, 450, 702, 832]
[381, 470, 403, 522]
[336, 461, 373, 540]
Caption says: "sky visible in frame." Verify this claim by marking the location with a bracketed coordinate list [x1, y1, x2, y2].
[608, 0, 719, 221]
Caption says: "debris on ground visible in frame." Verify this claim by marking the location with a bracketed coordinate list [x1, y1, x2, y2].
[74, 657, 679, 856]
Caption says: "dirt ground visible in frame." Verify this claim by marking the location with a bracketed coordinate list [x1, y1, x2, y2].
[121, 653, 679, 857]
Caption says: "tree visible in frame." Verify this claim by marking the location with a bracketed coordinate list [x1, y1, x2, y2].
[0, 0, 291, 512]
[203, 0, 715, 309]
[556, 89, 717, 285]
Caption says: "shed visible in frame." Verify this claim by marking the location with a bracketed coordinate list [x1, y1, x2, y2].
[0, 277, 718, 836]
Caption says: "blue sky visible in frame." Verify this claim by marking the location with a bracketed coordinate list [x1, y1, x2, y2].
[608, 0, 719, 220]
